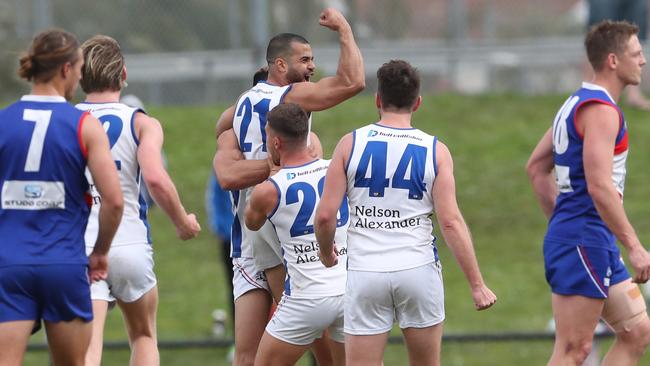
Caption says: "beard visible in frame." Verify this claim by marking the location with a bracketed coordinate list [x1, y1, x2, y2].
[287, 66, 310, 83]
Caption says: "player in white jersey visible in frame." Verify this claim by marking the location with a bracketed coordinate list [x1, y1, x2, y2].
[316, 60, 497, 366]
[78, 35, 201, 366]
[245, 104, 348, 365]
[213, 8, 364, 366]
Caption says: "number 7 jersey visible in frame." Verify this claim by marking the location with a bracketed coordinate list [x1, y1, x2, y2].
[345, 123, 438, 272]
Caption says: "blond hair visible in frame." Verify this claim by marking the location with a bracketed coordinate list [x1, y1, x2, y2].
[80, 35, 125, 93]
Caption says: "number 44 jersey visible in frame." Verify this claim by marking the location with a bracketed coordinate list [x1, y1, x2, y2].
[346, 123, 439, 272]
[546, 82, 629, 249]
[76, 102, 151, 248]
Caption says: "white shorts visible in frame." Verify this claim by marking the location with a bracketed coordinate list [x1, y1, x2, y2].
[266, 295, 344, 346]
[344, 262, 445, 335]
[87, 243, 157, 303]
[251, 221, 283, 271]
[233, 257, 270, 301]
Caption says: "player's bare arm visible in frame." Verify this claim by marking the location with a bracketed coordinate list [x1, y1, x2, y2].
[581, 103, 650, 283]
[432, 141, 497, 310]
[213, 129, 271, 190]
[215, 105, 235, 139]
[526, 127, 557, 219]
[135, 112, 201, 240]
[82, 114, 124, 281]
[244, 181, 278, 231]
[315, 133, 352, 268]
[284, 8, 365, 112]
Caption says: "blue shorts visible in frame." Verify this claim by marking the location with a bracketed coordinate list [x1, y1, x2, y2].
[0, 264, 93, 324]
[544, 242, 630, 299]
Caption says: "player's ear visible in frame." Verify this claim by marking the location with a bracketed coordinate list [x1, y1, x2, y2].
[375, 93, 381, 109]
[122, 66, 127, 82]
[412, 96, 422, 112]
[607, 52, 618, 70]
[275, 57, 288, 73]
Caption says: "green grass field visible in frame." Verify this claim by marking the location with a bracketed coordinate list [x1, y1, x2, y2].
[23, 94, 650, 365]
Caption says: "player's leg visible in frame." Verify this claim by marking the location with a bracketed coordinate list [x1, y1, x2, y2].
[600, 258, 650, 366]
[40, 264, 94, 366]
[0, 266, 39, 366]
[0, 321, 34, 366]
[310, 333, 334, 366]
[393, 263, 445, 366]
[345, 270, 393, 366]
[45, 318, 92, 366]
[345, 333, 389, 366]
[254, 332, 309, 366]
[264, 264, 286, 304]
[233, 257, 272, 366]
[328, 340, 345, 366]
[118, 287, 159, 366]
[548, 294, 603, 365]
[107, 244, 160, 366]
[84, 299, 110, 366]
[402, 324, 443, 366]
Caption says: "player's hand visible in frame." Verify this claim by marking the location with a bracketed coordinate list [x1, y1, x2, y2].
[471, 285, 497, 311]
[628, 246, 650, 283]
[318, 8, 350, 32]
[319, 244, 339, 268]
[88, 253, 108, 283]
[177, 213, 201, 240]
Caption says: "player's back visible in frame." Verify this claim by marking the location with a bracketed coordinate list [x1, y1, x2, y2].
[268, 159, 348, 298]
[0, 95, 90, 266]
[76, 102, 150, 247]
[346, 123, 438, 272]
[546, 82, 628, 249]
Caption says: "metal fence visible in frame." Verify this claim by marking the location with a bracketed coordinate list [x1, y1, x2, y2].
[1, 0, 626, 104]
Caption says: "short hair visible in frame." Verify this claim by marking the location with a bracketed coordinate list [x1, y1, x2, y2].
[18, 28, 80, 83]
[377, 60, 420, 111]
[586, 20, 639, 71]
[267, 103, 309, 146]
[266, 33, 309, 65]
[253, 67, 268, 86]
[80, 35, 125, 93]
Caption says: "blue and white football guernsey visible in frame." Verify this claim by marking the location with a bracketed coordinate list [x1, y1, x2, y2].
[76, 102, 150, 247]
[0, 95, 90, 266]
[345, 123, 438, 272]
[268, 159, 348, 298]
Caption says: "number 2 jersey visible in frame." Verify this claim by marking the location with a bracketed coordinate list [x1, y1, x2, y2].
[268, 159, 348, 298]
[76, 102, 151, 248]
[231, 81, 293, 258]
[345, 123, 438, 272]
[0, 95, 90, 266]
[545, 82, 629, 250]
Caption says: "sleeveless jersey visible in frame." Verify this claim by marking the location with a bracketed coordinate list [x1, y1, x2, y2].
[230, 81, 291, 258]
[76, 102, 151, 247]
[345, 123, 438, 272]
[0, 95, 90, 266]
[268, 159, 348, 298]
[545, 82, 628, 250]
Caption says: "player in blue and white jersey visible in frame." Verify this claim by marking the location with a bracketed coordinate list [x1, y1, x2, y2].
[527, 21, 650, 366]
[0, 29, 123, 366]
[213, 7, 364, 366]
[77, 35, 201, 366]
[245, 104, 348, 366]
[316, 60, 496, 365]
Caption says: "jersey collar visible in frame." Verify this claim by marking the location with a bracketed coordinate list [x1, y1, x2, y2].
[21, 95, 66, 103]
[581, 82, 616, 104]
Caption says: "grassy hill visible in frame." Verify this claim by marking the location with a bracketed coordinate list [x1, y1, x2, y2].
[24, 94, 650, 365]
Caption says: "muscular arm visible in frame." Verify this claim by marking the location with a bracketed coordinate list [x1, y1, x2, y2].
[213, 129, 271, 190]
[135, 112, 200, 240]
[82, 114, 124, 281]
[433, 142, 496, 310]
[284, 8, 365, 112]
[526, 127, 557, 219]
[244, 181, 278, 231]
[581, 103, 650, 282]
[215, 105, 235, 139]
[315, 133, 352, 267]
